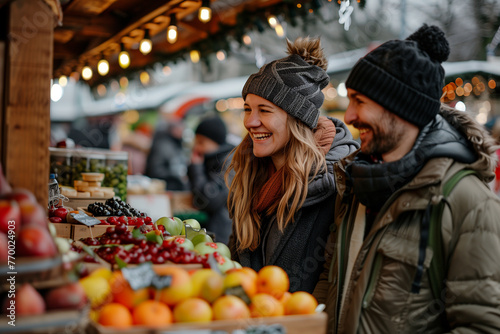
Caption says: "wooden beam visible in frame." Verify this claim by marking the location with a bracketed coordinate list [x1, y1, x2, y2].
[0, 41, 5, 166]
[3, 0, 54, 206]
[64, 0, 119, 16]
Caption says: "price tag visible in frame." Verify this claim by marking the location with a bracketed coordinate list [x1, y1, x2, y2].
[224, 285, 250, 305]
[151, 275, 172, 290]
[246, 324, 286, 334]
[122, 263, 156, 290]
[69, 213, 101, 226]
[122, 262, 173, 290]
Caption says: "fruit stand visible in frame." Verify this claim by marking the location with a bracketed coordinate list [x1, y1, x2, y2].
[0, 0, 328, 333]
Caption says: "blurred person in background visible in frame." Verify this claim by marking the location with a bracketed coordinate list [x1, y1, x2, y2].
[226, 37, 359, 293]
[187, 115, 235, 245]
[145, 118, 189, 190]
[314, 25, 500, 333]
[120, 122, 153, 175]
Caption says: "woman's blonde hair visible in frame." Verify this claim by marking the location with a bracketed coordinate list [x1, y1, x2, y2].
[226, 116, 326, 251]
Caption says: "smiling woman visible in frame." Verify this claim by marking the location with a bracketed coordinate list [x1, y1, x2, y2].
[226, 37, 359, 294]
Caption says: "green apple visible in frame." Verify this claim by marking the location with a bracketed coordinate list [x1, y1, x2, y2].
[194, 241, 219, 255]
[167, 236, 194, 251]
[232, 260, 242, 269]
[215, 254, 235, 273]
[215, 242, 231, 259]
[191, 233, 213, 246]
[156, 217, 183, 236]
[183, 218, 201, 230]
[173, 217, 183, 225]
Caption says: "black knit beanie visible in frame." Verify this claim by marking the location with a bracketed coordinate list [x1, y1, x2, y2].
[195, 116, 227, 145]
[345, 24, 450, 128]
[242, 39, 330, 129]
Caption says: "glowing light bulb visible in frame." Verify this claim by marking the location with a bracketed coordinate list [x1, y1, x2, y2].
[97, 58, 109, 76]
[167, 25, 177, 44]
[268, 15, 278, 28]
[119, 50, 130, 69]
[82, 65, 93, 80]
[58, 75, 67, 87]
[199, 0, 212, 23]
[139, 30, 152, 55]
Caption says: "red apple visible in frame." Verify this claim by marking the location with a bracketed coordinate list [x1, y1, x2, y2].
[48, 217, 62, 224]
[45, 282, 88, 310]
[10, 284, 45, 315]
[0, 199, 21, 234]
[0, 233, 7, 262]
[19, 202, 47, 228]
[1, 188, 37, 205]
[53, 207, 68, 220]
[17, 225, 57, 258]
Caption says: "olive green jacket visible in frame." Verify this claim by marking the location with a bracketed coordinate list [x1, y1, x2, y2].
[314, 109, 500, 333]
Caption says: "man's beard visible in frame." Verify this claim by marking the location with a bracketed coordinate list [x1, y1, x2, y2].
[356, 111, 406, 157]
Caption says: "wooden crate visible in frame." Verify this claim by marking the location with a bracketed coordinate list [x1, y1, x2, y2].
[64, 196, 109, 211]
[53, 223, 134, 240]
[0, 307, 89, 334]
[90, 312, 327, 334]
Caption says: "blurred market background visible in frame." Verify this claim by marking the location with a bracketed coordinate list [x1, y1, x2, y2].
[47, 0, 500, 217]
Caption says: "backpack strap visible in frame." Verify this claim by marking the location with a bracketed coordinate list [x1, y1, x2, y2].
[427, 169, 477, 302]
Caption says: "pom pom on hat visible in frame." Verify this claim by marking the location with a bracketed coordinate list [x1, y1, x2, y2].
[346, 24, 450, 128]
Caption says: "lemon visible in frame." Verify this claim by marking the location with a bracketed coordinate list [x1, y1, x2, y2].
[80, 275, 111, 308]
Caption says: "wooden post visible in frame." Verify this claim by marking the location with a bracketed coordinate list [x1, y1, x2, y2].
[2, 0, 55, 206]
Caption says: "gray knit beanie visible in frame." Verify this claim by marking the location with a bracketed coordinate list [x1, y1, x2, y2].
[242, 38, 330, 129]
[345, 24, 450, 128]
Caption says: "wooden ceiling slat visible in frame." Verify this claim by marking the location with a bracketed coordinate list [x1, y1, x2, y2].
[64, 0, 120, 15]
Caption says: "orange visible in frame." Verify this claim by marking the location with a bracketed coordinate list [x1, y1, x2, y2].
[223, 270, 257, 298]
[256, 265, 289, 299]
[154, 266, 193, 306]
[212, 295, 250, 320]
[110, 271, 149, 309]
[249, 293, 284, 318]
[173, 298, 212, 323]
[279, 291, 292, 305]
[97, 303, 133, 328]
[132, 300, 173, 326]
[284, 291, 318, 315]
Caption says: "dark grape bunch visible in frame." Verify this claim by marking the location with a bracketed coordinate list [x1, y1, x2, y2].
[87, 197, 146, 217]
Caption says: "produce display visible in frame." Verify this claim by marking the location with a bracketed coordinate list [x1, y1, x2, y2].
[0, 163, 325, 333]
[84, 264, 319, 329]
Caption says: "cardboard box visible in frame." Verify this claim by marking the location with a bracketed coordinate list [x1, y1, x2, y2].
[90, 312, 327, 334]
